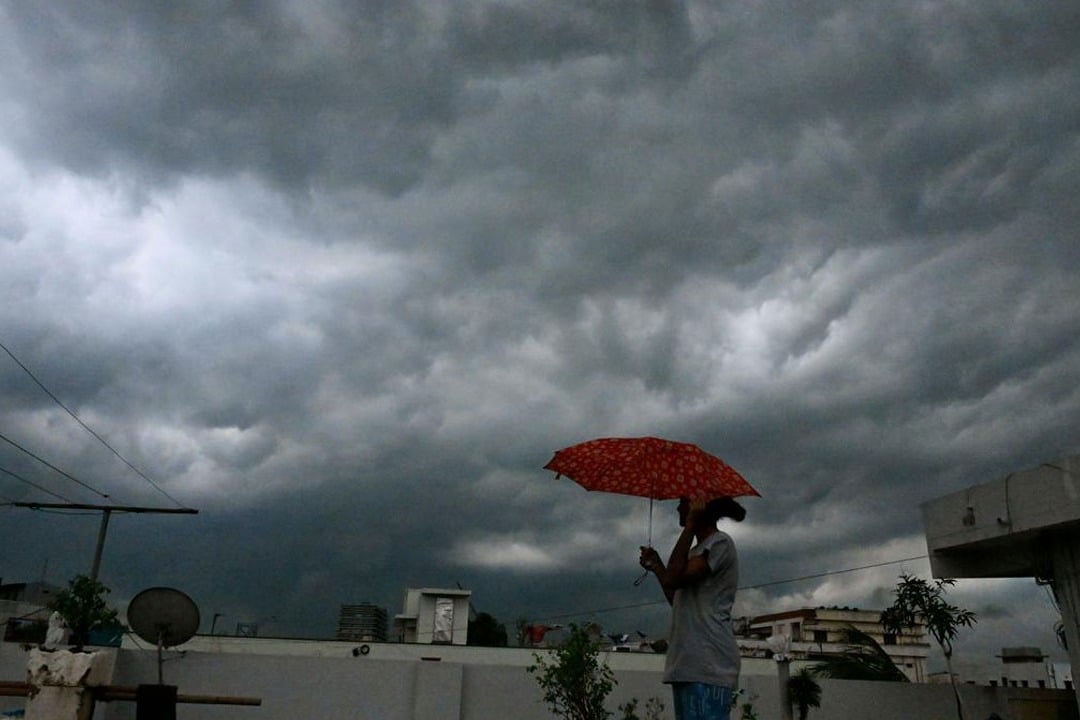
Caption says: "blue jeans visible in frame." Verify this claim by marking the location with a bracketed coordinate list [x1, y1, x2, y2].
[671, 682, 733, 720]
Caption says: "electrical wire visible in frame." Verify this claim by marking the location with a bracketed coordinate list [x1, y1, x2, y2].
[0, 464, 76, 502]
[0, 338, 186, 507]
[744, 554, 929, 590]
[0, 430, 109, 498]
[537, 554, 931, 624]
[22, 507, 103, 517]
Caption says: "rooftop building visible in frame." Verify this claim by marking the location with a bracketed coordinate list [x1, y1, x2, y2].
[738, 606, 931, 682]
[393, 588, 472, 645]
[0, 581, 60, 606]
[945, 647, 1058, 689]
[336, 603, 388, 642]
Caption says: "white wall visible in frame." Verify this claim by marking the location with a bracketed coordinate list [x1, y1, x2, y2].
[3, 640, 1077, 720]
[99, 647, 1074, 720]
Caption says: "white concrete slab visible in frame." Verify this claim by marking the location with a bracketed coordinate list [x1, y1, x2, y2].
[922, 455, 1080, 578]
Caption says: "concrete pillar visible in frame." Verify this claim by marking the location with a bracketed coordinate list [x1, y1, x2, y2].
[766, 635, 793, 720]
[25, 648, 115, 720]
[1050, 535, 1080, 712]
[776, 659, 793, 720]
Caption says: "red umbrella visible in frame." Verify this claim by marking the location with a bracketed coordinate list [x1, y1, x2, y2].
[544, 436, 758, 501]
[544, 436, 758, 551]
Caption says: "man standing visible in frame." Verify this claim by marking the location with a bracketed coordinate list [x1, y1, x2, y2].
[639, 496, 746, 720]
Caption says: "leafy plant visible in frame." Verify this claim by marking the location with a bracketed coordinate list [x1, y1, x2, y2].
[732, 689, 759, 720]
[527, 623, 615, 720]
[787, 667, 822, 720]
[881, 574, 976, 720]
[619, 697, 664, 720]
[48, 574, 120, 650]
[809, 626, 909, 682]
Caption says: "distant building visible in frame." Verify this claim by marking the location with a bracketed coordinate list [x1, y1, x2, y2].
[393, 588, 471, 645]
[1052, 662, 1073, 690]
[0, 581, 60, 606]
[998, 647, 1053, 688]
[947, 647, 1056, 689]
[0, 581, 62, 645]
[336, 603, 388, 642]
[738, 606, 930, 682]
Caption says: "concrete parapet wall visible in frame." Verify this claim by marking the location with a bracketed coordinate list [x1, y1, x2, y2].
[98, 647, 1076, 720]
[3, 640, 1077, 720]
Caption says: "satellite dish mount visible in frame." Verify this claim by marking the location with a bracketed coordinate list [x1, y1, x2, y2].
[127, 587, 200, 684]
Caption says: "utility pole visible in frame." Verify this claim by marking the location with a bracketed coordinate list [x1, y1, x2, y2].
[11, 502, 198, 581]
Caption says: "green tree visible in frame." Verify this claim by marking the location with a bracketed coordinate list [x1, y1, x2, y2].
[809, 626, 909, 682]
[787, 668, 822, 720]
[468, 612, 508, 647]
[48, 574, 120, 650]
[527, 623, 615, 720]
[881, 574, 976, 720]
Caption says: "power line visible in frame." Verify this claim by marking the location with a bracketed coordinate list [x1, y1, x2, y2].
[744, 554, 929, 590]
[0, 464, 76, 503]
[0, 338, 186, 507]
[0, 430, 110, 499]
[537, 554, 931, 624]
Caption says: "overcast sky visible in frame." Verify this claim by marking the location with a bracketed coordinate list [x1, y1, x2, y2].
[2, 1, 1079, 670]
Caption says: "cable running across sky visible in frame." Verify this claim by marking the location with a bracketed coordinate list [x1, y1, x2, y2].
[537, 554, 931, 624]
[0, 337, 187, 507]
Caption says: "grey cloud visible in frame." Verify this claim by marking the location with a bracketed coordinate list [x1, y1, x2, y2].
[2, 2, 459, 193]
[1, 0, 700, 197]
[448, 0, 695, 79]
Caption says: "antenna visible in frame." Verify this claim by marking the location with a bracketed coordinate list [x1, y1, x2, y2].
[11, 503, 198, 580]
[127, 587, 200, 684]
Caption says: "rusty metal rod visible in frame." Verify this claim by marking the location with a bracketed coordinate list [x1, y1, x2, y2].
[96, 686, 261, 706]
[0, 681, 27, 697]
[0, 681, 260, 706]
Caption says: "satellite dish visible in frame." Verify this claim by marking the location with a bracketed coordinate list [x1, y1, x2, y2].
[128, 587, 200, 648]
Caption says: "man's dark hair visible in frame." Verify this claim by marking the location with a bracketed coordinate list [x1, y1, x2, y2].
[703, 497, 746, 524]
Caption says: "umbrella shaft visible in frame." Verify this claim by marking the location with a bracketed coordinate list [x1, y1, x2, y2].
[647, 497, 653, 547]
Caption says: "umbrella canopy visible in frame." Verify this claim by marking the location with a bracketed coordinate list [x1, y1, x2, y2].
[544, 436, 759, 500]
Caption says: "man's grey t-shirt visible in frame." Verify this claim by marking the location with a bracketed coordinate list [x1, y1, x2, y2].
[662, 531, 740, 688]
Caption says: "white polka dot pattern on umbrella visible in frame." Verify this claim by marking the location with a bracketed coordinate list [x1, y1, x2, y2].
[543, 436, 759, 500]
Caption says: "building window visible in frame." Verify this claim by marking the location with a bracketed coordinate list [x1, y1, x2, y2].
[883, 634, 897, 645]
[813, 630, 828, 643]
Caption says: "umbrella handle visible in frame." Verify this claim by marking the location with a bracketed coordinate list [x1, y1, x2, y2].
[633, 567, 650, 586]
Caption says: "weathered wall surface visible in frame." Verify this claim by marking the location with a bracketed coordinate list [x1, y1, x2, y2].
[101, 648, 1075, 720]
[2, 640, 1077, 720]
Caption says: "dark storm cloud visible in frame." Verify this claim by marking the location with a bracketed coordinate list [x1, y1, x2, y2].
[0, 0, 696, 196]
[2, 0, 1080, 666]
[448, 0, 694, 75]
[1, 1, 461, 193]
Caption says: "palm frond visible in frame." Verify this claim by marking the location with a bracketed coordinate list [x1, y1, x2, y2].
[808, 626, 909, 682]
